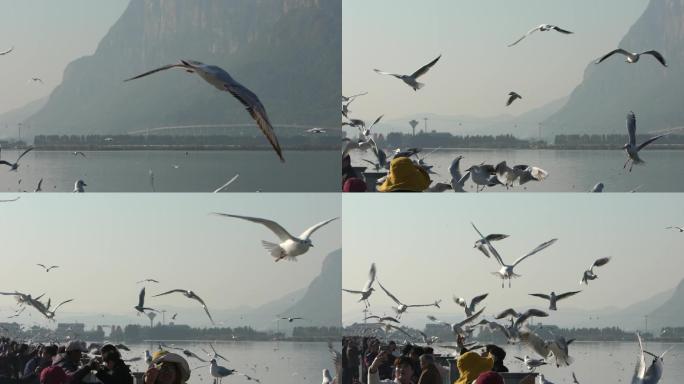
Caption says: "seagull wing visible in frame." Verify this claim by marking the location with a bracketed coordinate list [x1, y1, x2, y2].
[485, 234, 509, 242]
[508, 26, 540, 47]
[212, 213, 296, 241]
[0, 46, 13, 55]
[0, 160, 13, 168]
[124, 63, 187, 82]
[515, 309, 549, 328]
[627, 112, 637, 147]
[551, 26, 573, 34]
[449, 157, 463, 180]
[213, 174, 240, 193]
[556, 291, 581, 300]
[495, 308, 519, 319]
[455, 307, 486, 327]
[16, 147, 34, 162]
[341, 289, 364, 294]
[299, 217, 339, 240]
[138, 287, 146, 307]
[641, 50, 667, 67]
[37, 264, 46, 269]
[512, 238, 558, 267]
[471, 222, 505, 267]
[470, 293, 489, 309]
[152, 289, 187, 297]
[410, 55, 441, 79]
[222, 81, 284, 162]
[377, 280, 403, 306]
[596, 49, 631, 64]
[590, 257, 611, 271]
[52, 299, 74, 312]
[638, 134, 666, 151]
[386, 324, 413, 339]
[363, 263, 377, 292]
[529, 293, 551, 300]
[374, 69, 403, 79]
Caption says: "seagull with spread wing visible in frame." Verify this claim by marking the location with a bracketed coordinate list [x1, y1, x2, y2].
[0, 147, 33, 171]
[36, 264, 59, 272]
[622, 111, 666, 172]
[153, 289, 214, 324]
[508, 24, 573, 47]
[472, 222, 558, 288]
[529, 290, 581, 311]
[453, 293, 488, 317]
[125, 60, 284, 161]
[342, 263, 376, 308]
[133, 287, 158, 315]
[212, 213, 338, 261]
[374, 55, 441, 91]
[377, 280, 440, 318]
[596, 49, 667, 67]
[427, 307, 486, 336]
[506, 92, 522, 106]
[474, 233, 509, 258]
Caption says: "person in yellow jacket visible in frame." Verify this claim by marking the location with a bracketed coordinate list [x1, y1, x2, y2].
[377, 157, 431, 192]
[454, 351, 493, 384]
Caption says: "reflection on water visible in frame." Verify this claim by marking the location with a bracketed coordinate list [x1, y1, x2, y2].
[352, 148, 684, 192]
[0, 150, 338, 192]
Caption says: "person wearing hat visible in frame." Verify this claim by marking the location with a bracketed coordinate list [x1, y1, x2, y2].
[56, 341, 87, 375]
[95, 347, 133, 384]
[484, 345, 508, 373]
[377, 157, 430, 192]
[144, 351, 190, 384]
[454, 351, 493, 384]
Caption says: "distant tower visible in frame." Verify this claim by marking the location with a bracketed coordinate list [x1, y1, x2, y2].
[409, 120, 419, 136]
[423, 117, 428, 133]
[538, 123, 542, 142]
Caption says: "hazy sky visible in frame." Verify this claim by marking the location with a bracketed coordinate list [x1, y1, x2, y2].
[343, 0, 648, 121]
[342, 194, 683, 326]
[0, 193, 340, 324]
[0, 0, 129, 115]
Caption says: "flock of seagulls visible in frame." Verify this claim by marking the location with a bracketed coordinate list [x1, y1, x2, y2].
[344, 17, 672, 192]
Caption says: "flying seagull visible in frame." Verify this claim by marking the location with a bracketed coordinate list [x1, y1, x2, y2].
[36, 264, 59, 272]
[74, 180, 87, 193]
[374, 55, 442, 91]
[342, 92, 368, 103]
[548, 336, 575, 367]
[34, 178, 43, 192]
[449, 156, 468, 192]
[472, 222, 558, 288]
[0, 46, 13, 55]
[153, 289, 214, 324]
[632, 332, 670, 384]
[73, 151, 87, 158]
[0, 147, 33, 171]
[622, 112, 666, 172]
[506, 92, 522, 106]
[514, 356, 547, 371]
[212, 213, 338, 261]
[485, 308, 549, 343]
[136, 279, 160, 284]
[453, 293, 489, 317]
[426, 307, 486, 336]
[529, 291, 581, 310]
[342, 263, 376, 308]
[508, 24, 573, 47]
[596, 49, 667, 67]
[30, 77, 43, 84]
[280, 317, 304, 323]
[306, 128, 326, 134]
[580, 257, 610, 285]
[665, 226, 684, 233]
[133, 287, 158, 315]
[125, 60, 284, 162]
[377, 280, 440, 318]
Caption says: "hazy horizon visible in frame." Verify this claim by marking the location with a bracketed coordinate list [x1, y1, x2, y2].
[342, 194, 683, 327]
[343, 0, 648, 125]
[0, 0, 130, 116]
[0, 194, 340, 328]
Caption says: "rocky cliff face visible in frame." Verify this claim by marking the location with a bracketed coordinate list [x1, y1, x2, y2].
[545, 0, 684, 135]
[26, 0, 340, 135]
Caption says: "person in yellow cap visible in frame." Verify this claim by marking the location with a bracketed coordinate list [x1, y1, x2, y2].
[454, 351, 493, 384]
[144, 351, 191, 384]
[377, 157, 430, 192]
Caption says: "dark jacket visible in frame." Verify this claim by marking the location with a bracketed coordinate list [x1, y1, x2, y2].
[96, 361, 133, 384]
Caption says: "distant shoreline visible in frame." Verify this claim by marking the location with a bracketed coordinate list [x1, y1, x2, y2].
[22, 145, 338, 151]
[406, 145, 684, 151]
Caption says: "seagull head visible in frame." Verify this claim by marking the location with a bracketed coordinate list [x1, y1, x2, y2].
[302, 238, 314, 248]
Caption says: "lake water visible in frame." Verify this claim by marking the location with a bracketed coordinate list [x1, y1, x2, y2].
[119, 341, 334, 384]
[432, 340, 684, 384]
[0, 150, 338, 192]
[351, 148, 684, 192]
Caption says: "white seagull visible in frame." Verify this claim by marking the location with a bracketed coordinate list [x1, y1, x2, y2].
[472, 222, 557, 288]
[213, 213, 338, 261]
[453, 293, 488, 317]
[474, 233, 509, 258]
[342, 263, 376, 308]
[632, 332, 671, 384]
[529, 290, 581, 311]
[548, 336, 575, 367]
[580, 257, 610, 285]
[508, 24, 573, 47]
[125, 60, 284, 162]
[74, 180, 87, 193]
[514, 355, 547, 371]
[377, 280, 440, 318]
[622, 111, 666, 172]
[307, 128, 326, 134]
[449, 156, 468, 192]
[374, 55, 442, 91]
[596, 49, 667, 67]
[426, 307, 486, 336]
[153, 289, 214, 324]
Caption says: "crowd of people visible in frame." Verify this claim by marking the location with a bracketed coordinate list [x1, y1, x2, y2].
[0, 337, 191, 384]
[340, 336, 528, 384]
